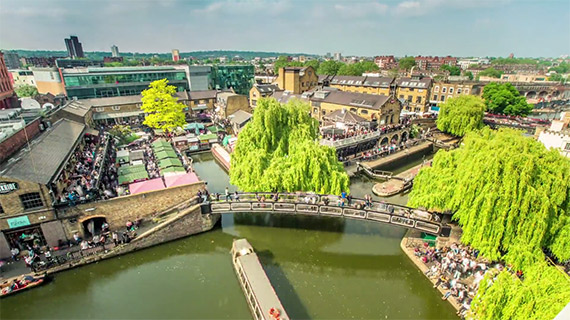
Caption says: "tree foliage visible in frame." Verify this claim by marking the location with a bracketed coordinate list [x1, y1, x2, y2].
[477, 67, 503, 79]
[440, 64, 461, 76]
[436, 96, 485, 137]
[230, 98, 350, 195]
[15, 85, 38, 98]
[482, 82, 533, 116]
[408, 128, 570, 265]
[109, 125, 139, 145]
[464, 71, 474, 80]
[317, 60, 344, 75]
[141, 79, 186, 132]
[469, 261, 570, 320]
[337, 61, 379, 76]
[490, 57, 538, 65]
[399, 57, 416, 70]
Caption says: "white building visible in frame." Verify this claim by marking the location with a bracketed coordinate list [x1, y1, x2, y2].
[9, 70, 36, 88]
[537, 113, 570, 158]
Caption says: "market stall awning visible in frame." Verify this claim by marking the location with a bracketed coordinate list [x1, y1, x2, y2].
[207, 125, 224, 133]
[115, 155, 130, 164]
[118, 164, 146, 176]
[155, 150, 178, 160]
[198, 133, 218, 142]
[129, 149, 145, 161]
[164, 172, 200, 188]
[192, 104, 208, 111]
[118, 171, 149, 185]
[152, 145, 175, 153]
[161, 167, 186, 174]
[158, 158, 183, 169]
[184, 123, 205, 130]
[93, 111, 143, 120]
[152, 139, 170, 148]
[129, 178, 166, 195]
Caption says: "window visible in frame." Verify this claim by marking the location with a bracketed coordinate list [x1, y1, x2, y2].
[322, 110, 326, 115]
[464, 89, 469, 94]
[441, 96, 445, 102]
[434, 86, 439, 92]
[0, 203, 4, 214]
[407, 96, 413, 102]
[565, 143, 570, 151]
[442, 87, 447, 93]
[95, 107, 104, 112]
[449, 88, 454, 94]
[20, 192, 43, 210]
[360, 109, 368, 114]
[112, 106, 120, 111]
[313, 108, 318, 114]
[434, 94, 438, 101]
[457, 88, 462, 94]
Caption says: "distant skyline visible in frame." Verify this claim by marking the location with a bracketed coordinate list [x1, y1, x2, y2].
[1, 0, 569, 57]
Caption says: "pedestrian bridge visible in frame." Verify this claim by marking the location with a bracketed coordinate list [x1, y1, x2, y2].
[209, 193, 446, 237]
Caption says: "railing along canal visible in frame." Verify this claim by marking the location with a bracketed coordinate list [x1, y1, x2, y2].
[209, 193, 445, 236]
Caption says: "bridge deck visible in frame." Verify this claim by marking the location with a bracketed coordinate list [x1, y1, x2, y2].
[210, 193, 444, 236]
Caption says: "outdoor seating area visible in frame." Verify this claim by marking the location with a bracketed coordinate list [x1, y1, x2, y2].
[55, 131, 118, 205]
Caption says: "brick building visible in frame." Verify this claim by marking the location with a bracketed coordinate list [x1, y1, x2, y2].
[414, 56, 457, 70]
[276, 66, 318, 94]
[0, 52, 18, 109]
[374, 56, 398, 70]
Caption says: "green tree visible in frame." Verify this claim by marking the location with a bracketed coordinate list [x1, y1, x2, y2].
[464, 71, 474, 80]
[482, 82, 533, 116]
[230, 98, 350, 195]
[109, 125, 139, 145]
[441, 64, 461, 76]
[470, 261, 570, 320]
[478, 67, 503, 79]
[337, 61, 379, 76]
[304, 60, 320, 70]
[273, 56, 290, 74]
[398, 57, 416, 70]
[15, 85, 38, 98]
[141, 79, 186, 132]
[317, 60, 343, 75]
[408, 128, 570, 265]
[436, 96, 485, 136]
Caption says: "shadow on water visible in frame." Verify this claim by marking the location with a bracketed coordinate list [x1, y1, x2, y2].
[257, 249, 312, 320]
[232, 212, 345, 233]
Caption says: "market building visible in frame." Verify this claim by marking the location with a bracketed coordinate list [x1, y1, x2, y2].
[395, 76, 433, 113]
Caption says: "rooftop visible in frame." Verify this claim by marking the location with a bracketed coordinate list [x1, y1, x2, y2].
[253, 84, 279, 93]
[188, 90, 217, 100]
[396, 77, 433, 88]
[0, 119, 85, 184]
[311, 90, 392, 110]
[229, 110, 253, 125]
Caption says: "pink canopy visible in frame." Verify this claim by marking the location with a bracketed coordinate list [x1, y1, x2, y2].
[164, 172, 200, 188]
[129, 178, 166, 195]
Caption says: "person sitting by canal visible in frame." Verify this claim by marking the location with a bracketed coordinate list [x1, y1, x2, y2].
[364, 194, 372, 208]
[260, 195, 266, 207]
[44, 247, 52, 261]
[346, 194, 353, 206]
[73, 232, 82, 245]
[323, 197, 330, 206]
[197, 190, 202, 201]
[215, 193, 221, 201]
[112, 232, 119, 246]
[101, 222, 110, 233]
[126, 220, 133, 232]
[272, 193, 279, 202]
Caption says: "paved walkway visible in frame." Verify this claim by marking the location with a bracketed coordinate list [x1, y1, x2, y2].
[363, 141, 433, 169]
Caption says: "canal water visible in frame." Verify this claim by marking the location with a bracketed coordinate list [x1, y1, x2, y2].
[1, 152, 456, 319]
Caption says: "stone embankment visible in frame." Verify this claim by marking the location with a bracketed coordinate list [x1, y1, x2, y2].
[372, 161, 430, 197]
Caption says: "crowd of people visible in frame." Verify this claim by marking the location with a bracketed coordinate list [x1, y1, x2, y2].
[56, 131, 119, 205]
[413, 242, 502, 318]
[322, 121, 411, 142]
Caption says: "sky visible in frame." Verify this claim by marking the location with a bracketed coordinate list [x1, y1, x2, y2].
[1, 0, 569, 57]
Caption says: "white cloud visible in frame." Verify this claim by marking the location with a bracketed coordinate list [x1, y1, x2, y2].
[334, 2, 389, 18]
[392, 0, 511, 17]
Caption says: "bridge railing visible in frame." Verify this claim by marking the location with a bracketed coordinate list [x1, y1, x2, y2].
[210, 192, 444, 236]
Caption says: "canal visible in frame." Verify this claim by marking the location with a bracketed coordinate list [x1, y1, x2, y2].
[1, 152, 456, 319]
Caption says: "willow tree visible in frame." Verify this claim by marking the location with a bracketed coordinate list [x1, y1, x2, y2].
[230, 98, 349, 195]
[469, 261, 570, 320]
[408, 128, 570, 265]
[436, 95, 485, 136]
[141, 79, 186, 132]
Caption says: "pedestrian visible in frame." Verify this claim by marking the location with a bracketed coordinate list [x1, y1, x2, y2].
[10, 247, 19, 262]
[234, 191, 240, 202]
[112, 232, 118, 246]
[225, 187, 231, 201]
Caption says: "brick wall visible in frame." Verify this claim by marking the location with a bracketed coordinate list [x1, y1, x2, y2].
[0, 118, 42, 163]
[57, 181, 205, 238]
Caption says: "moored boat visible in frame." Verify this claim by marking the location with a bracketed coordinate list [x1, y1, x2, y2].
[1, 274, 50, 298]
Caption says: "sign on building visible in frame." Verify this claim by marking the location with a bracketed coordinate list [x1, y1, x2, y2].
[0, 182, 19, 194]
[7, 216, 31, 229]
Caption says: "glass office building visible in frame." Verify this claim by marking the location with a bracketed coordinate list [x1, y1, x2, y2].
[210, 65, 254, 95]
[62, 67, 189, 99]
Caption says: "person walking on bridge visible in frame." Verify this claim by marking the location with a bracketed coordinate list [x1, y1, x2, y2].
[225, 187, 231, 201]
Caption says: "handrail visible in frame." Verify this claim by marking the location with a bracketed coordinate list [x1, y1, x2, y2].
[209, 192, 442, 226]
